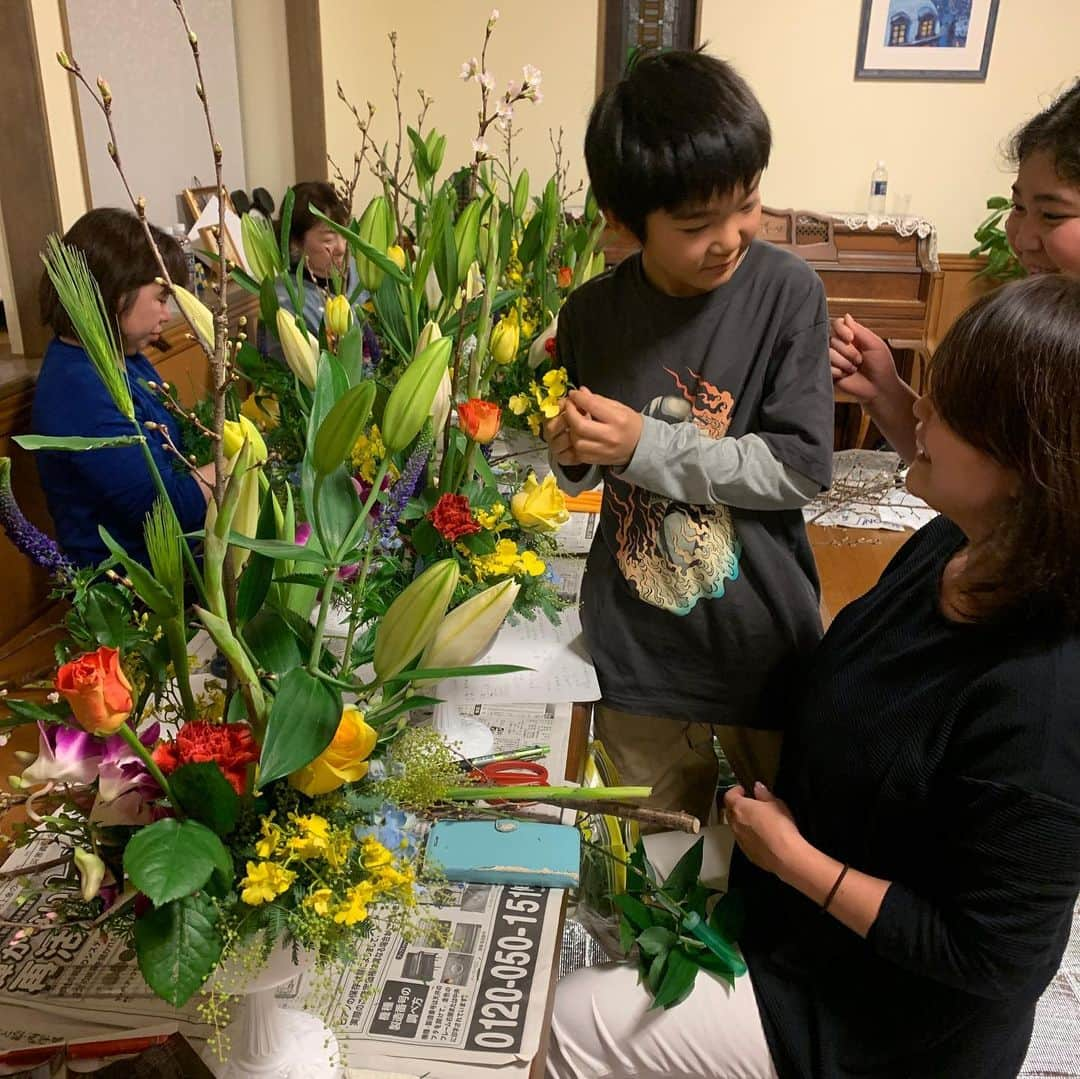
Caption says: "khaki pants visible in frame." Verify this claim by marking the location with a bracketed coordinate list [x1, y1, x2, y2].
[593, 704, 782, 830]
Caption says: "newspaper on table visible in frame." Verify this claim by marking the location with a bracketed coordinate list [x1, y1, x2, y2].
[554, 512, 599, 556]
[0, 836, 563, 1069]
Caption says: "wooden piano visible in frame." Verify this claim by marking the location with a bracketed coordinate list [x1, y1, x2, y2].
[604, 209, 943, 449]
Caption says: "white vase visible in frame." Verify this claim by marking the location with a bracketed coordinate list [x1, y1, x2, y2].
[201, 943, 343, 1079]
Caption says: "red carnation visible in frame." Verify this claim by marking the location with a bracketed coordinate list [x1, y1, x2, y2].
[153, 721, 260, 796]
[544, 336, 557, 356]
[427, 493, 482, 542]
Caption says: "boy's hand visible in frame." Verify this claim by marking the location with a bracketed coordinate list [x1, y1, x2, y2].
[562, 387, 643, 468]
[829, 314, 901, 406]
[542, 408, 582, 466]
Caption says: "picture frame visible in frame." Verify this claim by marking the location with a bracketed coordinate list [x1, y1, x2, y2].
[855, 0, 999, 82]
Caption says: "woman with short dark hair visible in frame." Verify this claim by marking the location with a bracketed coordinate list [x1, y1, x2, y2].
[549, 275, 1080, 1078]
[32, 207, 212, 567]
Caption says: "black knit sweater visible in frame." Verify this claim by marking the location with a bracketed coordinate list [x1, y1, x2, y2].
[735, 516, 1080, 1078]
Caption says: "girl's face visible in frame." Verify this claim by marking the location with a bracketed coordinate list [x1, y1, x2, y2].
[1006, 150, 1080, 277]
[906, 394, 1019, 539]
[118, 281, 171, 355]
[297, 223, 347, 279]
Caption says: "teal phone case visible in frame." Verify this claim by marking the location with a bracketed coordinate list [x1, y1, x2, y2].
[426, 819, 581, 888]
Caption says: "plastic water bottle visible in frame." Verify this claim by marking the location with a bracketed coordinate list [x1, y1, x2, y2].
[868, 161, 888, 215]
[171, 225, 199, 291]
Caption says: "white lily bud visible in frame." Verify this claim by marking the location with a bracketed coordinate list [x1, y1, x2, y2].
[275, 309, 319, 390]
[419, 579, 520, 681]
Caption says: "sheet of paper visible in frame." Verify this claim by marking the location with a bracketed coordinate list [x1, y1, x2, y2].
[554, 513, 598, 556]
[438, 607, 599, 704]
[187, 195, 250, 274]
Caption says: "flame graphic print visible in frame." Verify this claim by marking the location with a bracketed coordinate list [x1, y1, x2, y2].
[608, 368, 740, 615]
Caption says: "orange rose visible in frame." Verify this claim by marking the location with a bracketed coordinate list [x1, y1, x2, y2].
[458, 398, 502, 444]
[55, 646, 133, 736]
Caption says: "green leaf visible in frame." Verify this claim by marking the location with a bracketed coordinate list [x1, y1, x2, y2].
[98, 526, 178, 617]
[518, 213, 544, 265]
[1, 698, 70, 725]
[279, 187, 295, 267]
[133, 891, 222, 1006]
[14, 434, 145, 452]
[219, 535, 331, 564]
[259, 272, 280, 334]
[618, 916, 637, 955]
[646, 949, 667, 995]
[613, 892, 654, 932]
[168, 762, 241, 836]
[243, 608, 304, 678]
[382, 662, 528, 687]
[986, 195, 1011, 209]
[236, 487, 279, 625]
[229, 266, 260, 296]
[315, 465, 362, 558]
[652, 948, 699, 1009]
[123, 818, 233, 906]
[257, 667, 341, 788]
[636, 925, 678, 956]
[662, 836, 704, 902]
[336, 324, 366, 387]
[628, 838, 657, 897]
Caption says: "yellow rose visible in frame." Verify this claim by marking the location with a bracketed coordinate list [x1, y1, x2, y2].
[510, 472, 569, 533]
[289, 707, 377, 796]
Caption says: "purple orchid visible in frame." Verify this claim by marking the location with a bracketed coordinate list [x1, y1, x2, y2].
[89, 723, 162, 827]
[20, 722, 103, 786]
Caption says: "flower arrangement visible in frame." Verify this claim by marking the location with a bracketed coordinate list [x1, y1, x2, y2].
[0, 6, 648, 1022]
[222, 11, 609, 623]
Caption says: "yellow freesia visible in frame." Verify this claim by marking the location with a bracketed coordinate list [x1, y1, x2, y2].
[305, 887, 334, 917]
[508, 394, 531, 416]
[288, 707, 377, 796]
[510, 472, 570, 533]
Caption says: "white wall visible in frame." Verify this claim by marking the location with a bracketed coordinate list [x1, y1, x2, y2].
[233, 0, 295, 207]
[320, 0, 598, 213]
[64, 0, 247, 228]
[698, 0, 1080, 251]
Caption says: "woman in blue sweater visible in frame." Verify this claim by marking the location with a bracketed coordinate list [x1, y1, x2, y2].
[32, 208, 212, 568]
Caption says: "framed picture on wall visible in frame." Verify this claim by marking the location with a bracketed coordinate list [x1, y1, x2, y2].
[855, 0, 999, 81]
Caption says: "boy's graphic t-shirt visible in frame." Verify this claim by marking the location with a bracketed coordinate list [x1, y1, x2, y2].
[557, 241, 834, 726]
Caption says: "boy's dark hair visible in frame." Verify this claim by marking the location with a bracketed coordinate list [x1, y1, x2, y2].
[39, 207, 187, 338]
[284, 181, 349, 258]
[1009, 79, 1080, 184]
[584, 49, 771, 242]
[928, 274, 1080, 629]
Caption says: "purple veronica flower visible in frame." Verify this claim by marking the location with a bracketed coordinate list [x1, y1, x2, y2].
[0, 458, 73, 577]
[378, 430, 433, 549]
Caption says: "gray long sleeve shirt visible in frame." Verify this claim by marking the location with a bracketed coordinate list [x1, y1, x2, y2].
[552, 242, 834, 727]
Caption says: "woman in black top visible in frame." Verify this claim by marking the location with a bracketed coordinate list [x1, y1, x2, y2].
[547, 276, 1080, 1079]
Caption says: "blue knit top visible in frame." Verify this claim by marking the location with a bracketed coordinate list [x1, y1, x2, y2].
[31, 337, 206, 567]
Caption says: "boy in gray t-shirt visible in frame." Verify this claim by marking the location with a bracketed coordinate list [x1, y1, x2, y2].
[545, 51, 833, 824]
